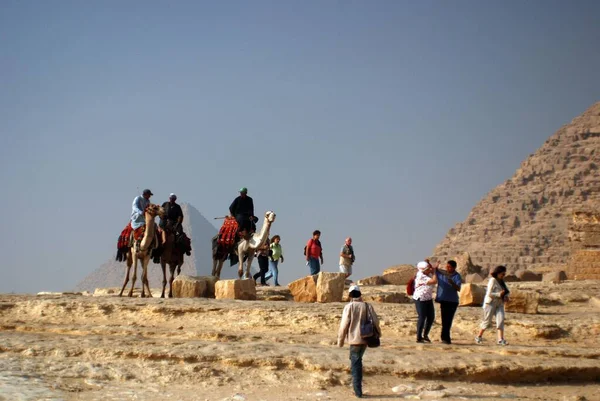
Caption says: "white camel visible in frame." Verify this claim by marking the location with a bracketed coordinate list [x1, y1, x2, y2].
[212, 211, 276, 279]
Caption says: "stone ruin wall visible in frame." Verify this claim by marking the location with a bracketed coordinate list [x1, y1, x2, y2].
[568, 210, 600, 280]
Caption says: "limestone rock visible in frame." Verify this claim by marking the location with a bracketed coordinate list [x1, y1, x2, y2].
[504, 274, 520, 282]
[93, 287, 162, 298]
[432, 103, 600, 275]
[357, 275, 386, 286]
[363, 291, 411, 304]
[515, 270, 542, 282]
[466, 273, 485, 283]
[316, 272, 346, 303]
[505, 290, 540, 314]
[214, 279, 256, 300]
[543, 271, 568, 283]
[172, 275, 208, 298]
[459, 283, 485, 306]
[569, 249, 600, 280]
[382, 265, 415, 285]
[288, 275, 318, 303]
[453, 252, 479, 277]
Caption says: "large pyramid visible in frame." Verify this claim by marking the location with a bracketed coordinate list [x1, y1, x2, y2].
[75, 203, 218, 292]
[433, 102, 600, 274]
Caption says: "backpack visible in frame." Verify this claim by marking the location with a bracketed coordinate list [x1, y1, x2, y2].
[406, 275, 416, 296]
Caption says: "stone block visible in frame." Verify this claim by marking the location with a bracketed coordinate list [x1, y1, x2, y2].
[357, 275, 386, 286]
[542, 271, 568, 284]
[503, 274, 520, 282]
[215, 279, 256, 300]
[459, 283, 485, 306]
[288, 275, 318, 303]
[316, 272, 346, 303]
[172, 275, 208, 298]
[515, 270, 542, 282]
[382, 265, 415, 285]
[505, 290, 539, 314]
[466, 273, 484, 283]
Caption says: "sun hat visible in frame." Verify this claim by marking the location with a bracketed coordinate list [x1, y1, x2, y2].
[349, 284, 360, 293]
[417, 261, 429, 271]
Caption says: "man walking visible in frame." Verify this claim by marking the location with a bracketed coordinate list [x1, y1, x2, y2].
[305, 230, 323, 275]
[339, 237, 355, 279]
[435, 260, 462, 344]
[338, 285, 380, 398]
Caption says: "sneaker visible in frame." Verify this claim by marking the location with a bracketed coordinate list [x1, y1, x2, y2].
[475, 336, 483, 344]
[497, 339, 508, 346]
[416, 338, 424, 343]
[423, 336, 431, 343]
[442, 339, 452, 345]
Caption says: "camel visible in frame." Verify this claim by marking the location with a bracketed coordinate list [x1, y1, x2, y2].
[119, 203, 165, 298]
[159, 229, 185, 298]
[212, 211, 276, 279]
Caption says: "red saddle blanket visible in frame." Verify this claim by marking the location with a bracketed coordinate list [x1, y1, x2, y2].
[217, 217, 239, 247]
[117, 224, 146, 251]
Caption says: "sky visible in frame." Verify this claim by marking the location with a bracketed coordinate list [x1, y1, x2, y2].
[1, 0, 599, 293]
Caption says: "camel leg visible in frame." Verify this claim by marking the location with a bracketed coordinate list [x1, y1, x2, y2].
[119, 252, 133, 297]
[160, 260, 167, 298]
[141, 258, 153, 298]
[215, 258, 224, 279]
[168, 263, 176, 298]
[245, 254, 254, 279]
[128, 255, 137, 297]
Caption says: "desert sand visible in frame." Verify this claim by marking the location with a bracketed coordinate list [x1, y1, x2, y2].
[1, 280, 599, 401]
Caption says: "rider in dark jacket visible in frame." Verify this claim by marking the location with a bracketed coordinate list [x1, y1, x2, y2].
[229, 187, 255, 234]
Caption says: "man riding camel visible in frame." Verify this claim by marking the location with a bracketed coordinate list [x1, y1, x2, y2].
[131, 189, 153, 229]
[160, 193, 184, 243]
[229, 187, 257, 237]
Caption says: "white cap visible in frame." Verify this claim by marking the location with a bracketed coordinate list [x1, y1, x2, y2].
[417, 261, 429, 270]
[169, 193, 177, 198]
[349, 284, 360, 293]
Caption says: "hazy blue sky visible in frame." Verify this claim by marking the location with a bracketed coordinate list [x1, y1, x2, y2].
[1, 1, 599, 293]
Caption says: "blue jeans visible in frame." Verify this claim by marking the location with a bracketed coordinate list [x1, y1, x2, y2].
[308, 257, 320, 275]
[265, 260, 279, 286]
[350, 345, 366, 397]
[414, 299, 435, 340]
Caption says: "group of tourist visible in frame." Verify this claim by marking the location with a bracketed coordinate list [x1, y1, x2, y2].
[338, 261, 511, 398]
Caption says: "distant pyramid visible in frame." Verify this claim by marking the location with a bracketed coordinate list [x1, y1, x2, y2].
[433, 102, 600, 273]
[75, 203, 219, 292]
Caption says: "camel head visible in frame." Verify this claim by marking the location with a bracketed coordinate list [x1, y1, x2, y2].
[146, 203, 166, 218]
[265, 211, 276, 223]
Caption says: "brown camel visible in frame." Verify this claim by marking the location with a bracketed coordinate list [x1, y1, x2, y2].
[159, 229, 186, 298]
[119, 203, 165, 298]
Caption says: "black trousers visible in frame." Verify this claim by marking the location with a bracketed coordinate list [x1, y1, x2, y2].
[253, 255, 269, 284]
[414, 299, 435, 340]
[439, 301, 459, 342]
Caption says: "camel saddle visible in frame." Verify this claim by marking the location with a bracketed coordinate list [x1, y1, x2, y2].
[217, 216, 239, 247]
[116, 223, 159, 262]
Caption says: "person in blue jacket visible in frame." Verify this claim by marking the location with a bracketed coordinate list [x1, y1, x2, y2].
[434, 260, 462, 344]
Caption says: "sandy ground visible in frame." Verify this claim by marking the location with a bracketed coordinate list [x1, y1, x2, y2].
[1, 280, 599, 401]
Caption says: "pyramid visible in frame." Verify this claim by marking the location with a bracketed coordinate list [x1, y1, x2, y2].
[74, 203, 218, 292]
[432, 102, 600, 274]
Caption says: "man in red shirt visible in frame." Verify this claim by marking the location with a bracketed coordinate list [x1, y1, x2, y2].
[305, 230, 324, 275]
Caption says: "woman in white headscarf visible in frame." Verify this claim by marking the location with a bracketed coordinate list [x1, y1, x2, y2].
[413, 261, 438, 343]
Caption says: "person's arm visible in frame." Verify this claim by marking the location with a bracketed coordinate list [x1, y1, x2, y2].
[229, 198, 237, 216]
[320, 245, 324, 264]
[177, 205, 184, 224]
[340, 246, 350, 259]
[132, 196, 144, 215]
[488, 278, 503, 299]
[426, 272, 438, 285]
[337, 305, 351, 347]
[249, 198, 254, 217]
[450, 273, 462, 291]
[280, 245, 284, 263]
[306, 240, 312, 261]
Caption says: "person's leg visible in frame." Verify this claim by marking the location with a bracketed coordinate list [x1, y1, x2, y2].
[445, 302, 458, 342]
[349, 345, 366, 397]
[265, 260, 274, 283]
[440, 301, 449, 342]
[414, 300, 425, 341]
[272, 260, 280, 285]
[258, 256, 269, 284]
[309, 258, 320, 275]
[423, 300, 435, 340]
[477, 303, 495, 340]
[496, 304, 506, 342]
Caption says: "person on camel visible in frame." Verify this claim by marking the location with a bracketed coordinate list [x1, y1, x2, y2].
[160, 193, 184, 243]
[229, 187, 256, 237]
[131, 189, 153, 230]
